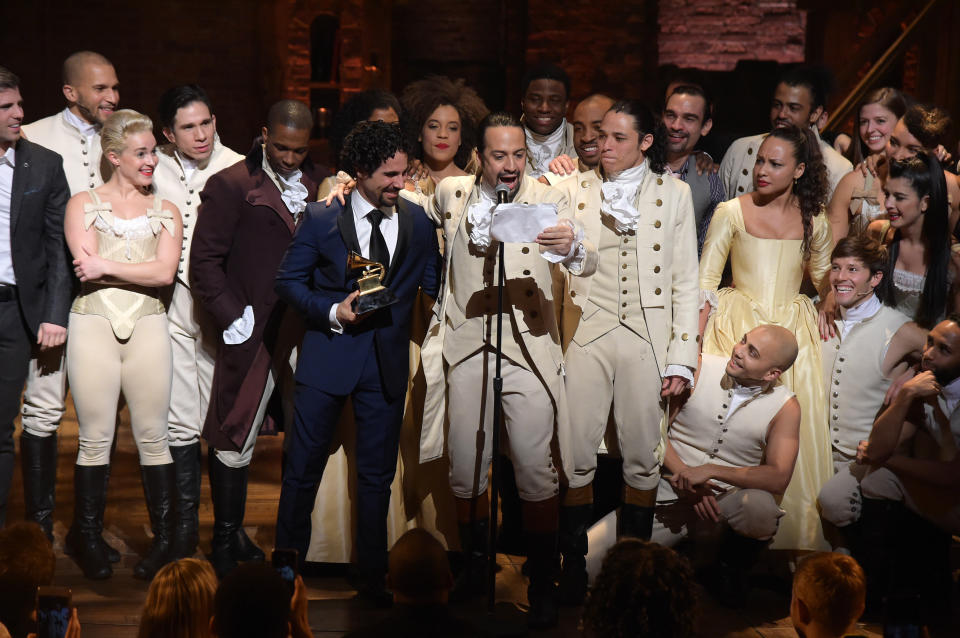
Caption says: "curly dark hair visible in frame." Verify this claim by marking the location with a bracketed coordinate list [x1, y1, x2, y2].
[882, 152, 951, 328]
[400, 75, 489, 170]
[902, 104, 952, 151]
[582, 540, 697, 638]
[339, 120, 411, 177]
[329, 90, 402, 164]
[608, 100, 668, 174]
[764, 124, 829, 260]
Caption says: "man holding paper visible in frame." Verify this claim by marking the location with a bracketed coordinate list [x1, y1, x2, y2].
[419, 112, 595, 629]
[555, 100, 700, 604]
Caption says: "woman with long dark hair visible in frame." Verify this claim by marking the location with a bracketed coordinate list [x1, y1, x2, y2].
[869, 152, 958, 328]
[699, 124, 833, 551]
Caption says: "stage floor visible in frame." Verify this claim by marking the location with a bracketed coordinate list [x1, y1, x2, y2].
[5, 399, 945, 637]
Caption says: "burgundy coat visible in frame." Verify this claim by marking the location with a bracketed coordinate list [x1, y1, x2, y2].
[189, 142, 325, 451]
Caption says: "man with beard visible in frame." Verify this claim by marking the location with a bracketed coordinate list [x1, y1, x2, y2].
[817, 236, 924, 552]
[18, 51, 118, 550]
[275, 121, 440, 606]
[663, 85, 726, 252]
[419, 112, 593, 628]
[152, 85, 243, 559]
[521, 64, 577, 179]
[190, 100, 325, 577]
[719, 66, 851, 199]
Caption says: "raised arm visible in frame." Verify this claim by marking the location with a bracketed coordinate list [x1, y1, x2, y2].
[866, 371, 932, 464]
[826, 171, 856, 246]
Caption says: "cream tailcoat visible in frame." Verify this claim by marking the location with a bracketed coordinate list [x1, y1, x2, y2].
[419, 175, 595, 477]
[559, 166, 701, 372]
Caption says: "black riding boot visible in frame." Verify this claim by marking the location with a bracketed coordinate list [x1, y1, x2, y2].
[209, 451, 263, 578]
[170, 443, 201, 558]
[133, 463, 175, 580]
[67, 465, 112, 580]
[525, 530, 560, 629]
[558, 504, 592, 605]
[451, 519, 489, 601]
[20, 431, 57, 540]
[618, 503, 655, 540]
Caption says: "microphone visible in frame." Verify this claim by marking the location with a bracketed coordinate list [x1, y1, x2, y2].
[495, 183, 510, 205]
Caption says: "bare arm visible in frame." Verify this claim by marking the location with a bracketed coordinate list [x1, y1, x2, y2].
[883, 453, 960, 489]
[867, 371, 935, 463]
[827, 172, 856, 246]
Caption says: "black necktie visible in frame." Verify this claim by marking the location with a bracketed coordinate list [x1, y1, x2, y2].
[367, 209, 390, 269]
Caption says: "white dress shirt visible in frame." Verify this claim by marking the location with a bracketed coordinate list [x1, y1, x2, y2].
[62, 107, 98, 140]
[0, 146, 16, 285]
[328, 189, 399, 332]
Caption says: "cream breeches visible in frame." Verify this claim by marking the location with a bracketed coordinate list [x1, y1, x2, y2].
[67, 312, 173, 466]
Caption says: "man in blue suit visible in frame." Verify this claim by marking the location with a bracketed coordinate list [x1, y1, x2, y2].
[274, 121, 441, 606]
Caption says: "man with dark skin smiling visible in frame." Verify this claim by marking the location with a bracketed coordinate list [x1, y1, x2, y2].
[540, 93, 614, 186]
[18, 51, 119, 545]
[419, 112, 594, 628]
[190, 99, 326, 577]
[520, 63, 577, 179]
[720, 66, 851, 199]
[153, 85, 243, 560]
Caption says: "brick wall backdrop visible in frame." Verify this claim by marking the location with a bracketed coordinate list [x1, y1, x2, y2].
[659, 0, 806, 71]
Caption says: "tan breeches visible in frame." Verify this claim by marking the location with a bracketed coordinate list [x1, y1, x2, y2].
[652, 486, 785, 547]
[166, 281, 216, 447]
[67, 313, 173, 466]
[817, 448, 868, 528]
[564, 327, 665, 491]
[446, 350, 559, 502]
[20, 346, 67, 437]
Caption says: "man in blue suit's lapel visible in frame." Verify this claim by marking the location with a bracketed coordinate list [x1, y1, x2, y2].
[275, 122, 440, 605]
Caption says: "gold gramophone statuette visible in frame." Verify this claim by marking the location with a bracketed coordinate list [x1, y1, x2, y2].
[347, 251, 399, 314]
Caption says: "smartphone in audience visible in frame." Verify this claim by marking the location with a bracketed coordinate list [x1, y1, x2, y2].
[36, 586, 71, 638]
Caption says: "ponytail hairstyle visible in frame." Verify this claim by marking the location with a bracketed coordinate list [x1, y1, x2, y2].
[885, 152, 950, 328]
[831, 235, 892, 305]
[765, 124, 829, 260]
[607, 100, 667, 174]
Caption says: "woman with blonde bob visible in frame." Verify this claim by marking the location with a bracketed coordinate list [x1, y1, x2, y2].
[138, 559, 217, 638]
[63, 109, 183, 582]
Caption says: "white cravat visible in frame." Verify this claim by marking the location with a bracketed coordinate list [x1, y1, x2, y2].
[525, 120, 567, 178]
[176, 150, 200, 182]
[261, 147, 308, 220]
[726, 380, 764, 419]
[601, 161, 647, 232]
[838, 294, 882, 339]
[466, 184, 498, 250]
[0, 146, 15, 285]
[62, 107, 98, 140]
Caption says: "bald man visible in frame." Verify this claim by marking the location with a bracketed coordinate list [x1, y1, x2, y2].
[541, 93, 614, 185]
[18, 50, 119, 551]
[652, 324, 801, 605]
[190, 99, 327, 577]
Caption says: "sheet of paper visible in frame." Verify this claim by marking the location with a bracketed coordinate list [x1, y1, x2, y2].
[490, 203, 558, 243]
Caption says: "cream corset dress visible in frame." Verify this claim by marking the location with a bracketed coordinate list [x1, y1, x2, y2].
[70, 190, 174, 334]
[700, 198, 833, 551]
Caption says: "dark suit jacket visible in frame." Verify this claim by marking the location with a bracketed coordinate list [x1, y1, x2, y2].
[275, 194, 441, 401]
[189, 141, 325, 451]
[9, 139, 71, 334]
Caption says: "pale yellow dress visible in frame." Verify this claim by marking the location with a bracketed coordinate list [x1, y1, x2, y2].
[700, 198, 833, 551]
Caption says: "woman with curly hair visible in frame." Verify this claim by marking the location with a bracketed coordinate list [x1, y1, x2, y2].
[582, 540, 697, 638]
[399, 75, 488, 199]
[699, 124, 833, 551]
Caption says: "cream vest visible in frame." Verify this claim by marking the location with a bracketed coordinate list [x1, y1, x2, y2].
[822, 304, 910, 456]
[659, 353, 794, 499]
[572, 215, 648, 346]
[21, 111, 104, 195]
[153, 140, 243, 286]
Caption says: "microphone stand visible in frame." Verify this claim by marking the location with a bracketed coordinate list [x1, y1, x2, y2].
[488, 185, 509, 614]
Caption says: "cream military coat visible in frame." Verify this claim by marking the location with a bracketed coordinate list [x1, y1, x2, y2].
[419, 174, 596, 477]
[558, 165, 701, 374]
